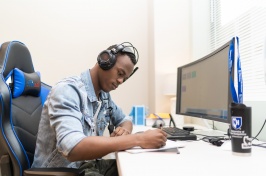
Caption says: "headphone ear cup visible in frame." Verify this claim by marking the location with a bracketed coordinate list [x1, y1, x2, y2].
[97, 42, 137, 70]
[97, 50, 116, 70]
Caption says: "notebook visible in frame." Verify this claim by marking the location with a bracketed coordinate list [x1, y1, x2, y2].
[125, 140, 185, 154]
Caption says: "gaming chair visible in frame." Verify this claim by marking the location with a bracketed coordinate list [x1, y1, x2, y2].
[0, 41, 84, 176]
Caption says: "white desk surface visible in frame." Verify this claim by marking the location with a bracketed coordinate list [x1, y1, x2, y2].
[116, 125, 266, 176]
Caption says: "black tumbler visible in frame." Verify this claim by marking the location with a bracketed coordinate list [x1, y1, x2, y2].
[230, 103, 252, 156]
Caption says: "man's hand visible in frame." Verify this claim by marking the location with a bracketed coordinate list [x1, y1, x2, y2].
[110, 126, 130, 137]
[138, 129, 168, 149]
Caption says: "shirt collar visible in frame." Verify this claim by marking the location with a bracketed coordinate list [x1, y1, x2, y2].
[80, 69, 98, 102]
[80, 69, 109, 103]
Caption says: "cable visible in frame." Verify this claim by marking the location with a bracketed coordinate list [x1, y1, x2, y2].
[169, 113, 176, 127]
[251, 117, 266, 141]
[252, 143, 266, 148]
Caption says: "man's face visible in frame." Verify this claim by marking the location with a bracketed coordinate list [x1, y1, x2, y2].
[99, 54, 135, 92]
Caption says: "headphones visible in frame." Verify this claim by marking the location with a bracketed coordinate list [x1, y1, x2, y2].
[97, 42, 139, 79]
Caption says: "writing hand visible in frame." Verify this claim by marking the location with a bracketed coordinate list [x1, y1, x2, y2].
[138, 129, 167, 149]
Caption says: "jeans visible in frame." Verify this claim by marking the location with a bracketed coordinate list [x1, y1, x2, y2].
[79, 159, 118, 176]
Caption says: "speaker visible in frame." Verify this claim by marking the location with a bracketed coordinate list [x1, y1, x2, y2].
[97, 42, 138, 70]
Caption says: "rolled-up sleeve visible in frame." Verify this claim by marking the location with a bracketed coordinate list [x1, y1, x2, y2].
[47, 83, 86, 157]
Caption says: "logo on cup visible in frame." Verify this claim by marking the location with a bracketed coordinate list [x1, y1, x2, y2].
[232, 116, 242, 130]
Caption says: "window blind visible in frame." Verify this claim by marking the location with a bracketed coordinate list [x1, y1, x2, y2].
[210, 0, 266, 101]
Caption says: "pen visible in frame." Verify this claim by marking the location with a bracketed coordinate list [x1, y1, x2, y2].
[153, 113, 163, 121]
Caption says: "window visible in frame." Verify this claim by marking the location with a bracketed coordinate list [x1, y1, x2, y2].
[210, 0, 266, 101]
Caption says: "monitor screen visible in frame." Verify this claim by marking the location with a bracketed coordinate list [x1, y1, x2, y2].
[176, 40, 233, 123]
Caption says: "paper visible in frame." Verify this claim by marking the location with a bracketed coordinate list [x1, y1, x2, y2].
[125, 140, 185, 154]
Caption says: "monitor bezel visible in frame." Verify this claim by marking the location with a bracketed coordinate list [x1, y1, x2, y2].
[176, 40, 233, 124]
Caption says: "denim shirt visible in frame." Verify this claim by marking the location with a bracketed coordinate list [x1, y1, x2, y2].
[31, 69, 132, 168]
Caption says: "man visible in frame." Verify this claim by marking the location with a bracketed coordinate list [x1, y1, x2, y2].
[32, 42, 167, 176]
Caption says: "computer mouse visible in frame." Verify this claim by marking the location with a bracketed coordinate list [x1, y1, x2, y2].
[152, 119, 165, 128]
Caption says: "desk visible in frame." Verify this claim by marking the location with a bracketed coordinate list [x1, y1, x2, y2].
[116, 126, 266, 176]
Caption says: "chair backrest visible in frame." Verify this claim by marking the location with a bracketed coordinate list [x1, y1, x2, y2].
[0, 41, 50, 176]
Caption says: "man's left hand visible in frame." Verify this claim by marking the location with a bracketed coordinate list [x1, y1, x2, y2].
[110, 126, 130, 137]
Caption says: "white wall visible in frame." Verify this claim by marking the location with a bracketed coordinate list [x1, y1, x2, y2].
[191, 0, 211, 61]
[189, 0, 213, 126]
[244, 101, 266, 141]
[153, 0, 191, 114]
[0, 0, 193, 115]
[0, 0, 150, 114]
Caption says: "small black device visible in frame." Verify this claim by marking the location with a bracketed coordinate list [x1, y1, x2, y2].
[209, 138, 224, 146]
[108, 123, 114, 135]
[202, 136, 225, 147]
[107, 106, 115, 135]
[183, 126, 194, 131]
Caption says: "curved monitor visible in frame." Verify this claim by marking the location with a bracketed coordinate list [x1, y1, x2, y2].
[176, 40, 233, 123]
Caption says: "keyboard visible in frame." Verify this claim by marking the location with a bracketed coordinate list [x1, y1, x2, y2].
[162, 127, 197, 140]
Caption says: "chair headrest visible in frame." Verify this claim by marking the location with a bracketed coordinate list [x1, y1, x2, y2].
[0, 41, 35, 78]
[7, 68, 41, 98]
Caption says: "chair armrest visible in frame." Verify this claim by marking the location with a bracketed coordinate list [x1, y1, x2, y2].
[24, 167, 85, 176]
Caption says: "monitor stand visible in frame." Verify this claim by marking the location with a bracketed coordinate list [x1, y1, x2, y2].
[192, 129, 227, 137]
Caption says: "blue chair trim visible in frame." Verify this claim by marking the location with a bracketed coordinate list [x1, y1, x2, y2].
[40, 82, 51, 105]
[0, 95, 24, 176]
[2, 41, 35, 75]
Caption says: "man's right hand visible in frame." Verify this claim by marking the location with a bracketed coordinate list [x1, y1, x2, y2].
[137, 129, 167, 149]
